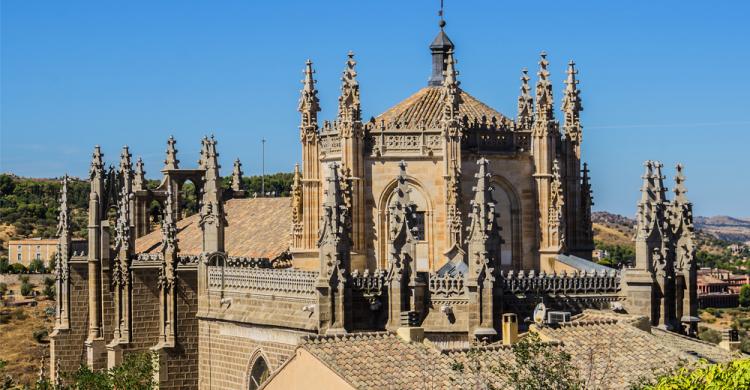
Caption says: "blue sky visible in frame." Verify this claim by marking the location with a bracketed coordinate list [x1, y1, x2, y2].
[2, 1, 749, 217]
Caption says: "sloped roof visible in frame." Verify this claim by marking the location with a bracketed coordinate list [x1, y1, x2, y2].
[535, 310, 742, 389]
[374, 87, 512, 129]
[300, 333, 514, 389]
[556, 254, 616, 273]
[135, 197, 291, 259]
[296, 311, 742, 390]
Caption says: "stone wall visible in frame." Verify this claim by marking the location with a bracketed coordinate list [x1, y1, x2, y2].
[49, 262, 88, 382]
[198, 320, 302, 390]
[125, 268, 160, 354]
[161, 270, 199, 390]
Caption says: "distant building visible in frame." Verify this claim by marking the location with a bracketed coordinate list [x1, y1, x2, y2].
[697, 267, 750, 308]
[8, 238, 57, 267]
[592, 248, 609, 261]
[7, 238, 86, 268]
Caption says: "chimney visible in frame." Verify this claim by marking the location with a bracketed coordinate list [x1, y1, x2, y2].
[719, 329, 740, 352]
[397, 311, 424, 343]
[502, 313, 519, 345]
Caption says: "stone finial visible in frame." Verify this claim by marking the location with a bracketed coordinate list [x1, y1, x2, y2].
[517, 68, 534, 130]
[562, 60, 583, 142]
[231, 158, 244, 192]
[299, 59, 321, 132]
[428, 13, 454, 87]
[535, 51, 554, 117]
[90, 145, 104, 180]
[199, 136, 225, 254]
[114, 185, 132, 262]
[673, 164, 689, 205]
[580, 162, 594, 241]
[318, 163, 350, 258]
[119, 145, 133, 174]
[441, 50, 462, 126]
[164, 135, 180, 170]
[651, 161, 668, 204]
[133, 157, 146, 191]
[337, 51, 361, 125]
[198, 136, 208, 169]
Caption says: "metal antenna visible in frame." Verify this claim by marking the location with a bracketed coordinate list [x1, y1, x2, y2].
[261, 138, 266, 196]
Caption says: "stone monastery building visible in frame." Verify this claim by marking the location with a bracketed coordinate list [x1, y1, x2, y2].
[49, 16, 741, 390]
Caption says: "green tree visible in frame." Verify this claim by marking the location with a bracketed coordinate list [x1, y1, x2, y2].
[43, 277, 55, 300]
[31, 351, 157, 390]
[0, 256, 9, 273]
[638, 358, 750, 389]
[28, 258, 45, 273]
[740, 285, 750, 308]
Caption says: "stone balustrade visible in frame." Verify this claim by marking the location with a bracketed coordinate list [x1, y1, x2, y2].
[499, 269, 621, 295]
[428, 272, 466, 298]
[207, 266, 318, 297]
[350, 269, 386, 297]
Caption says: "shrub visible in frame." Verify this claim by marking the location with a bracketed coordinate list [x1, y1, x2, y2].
[0, 257, 9, 273]
[740, 285, 750, 308]
[0, 283, 7, 296]
[697, 327, 722, 344]
[28, 258, 45, 273]
[43, 283, 54, 300]
[10, 263, 27, 274]
[19, 275, 30, 284]
[13, 308, 27, 321]
[20, 281, 33, 297]
[32, 329, 48, 344]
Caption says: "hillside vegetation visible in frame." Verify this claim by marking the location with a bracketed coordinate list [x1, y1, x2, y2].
[592, 211, 750, 273]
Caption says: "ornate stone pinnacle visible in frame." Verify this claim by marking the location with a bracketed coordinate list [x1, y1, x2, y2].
[164, 135, 180, 170]
[562, 59, 583, 141]
[673, 163, 689, 205]
[337, 51, 361, 124]
[517, 68, 534, 130]
[535, 51, 554, 115]
[90, 145, 104, 179]
[134, 157, 146, 190]
[161, 181, 178, 254]
[291, 163, 303, 226]
[56, 174, 71, 238]
[231, 158, 243, 192]
[120, 145, 133, 172]
[651, 160, 668, 203]
[299, 59, 321, 131]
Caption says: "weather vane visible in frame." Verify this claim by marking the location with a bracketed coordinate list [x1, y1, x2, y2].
[438, 0, 446, 28]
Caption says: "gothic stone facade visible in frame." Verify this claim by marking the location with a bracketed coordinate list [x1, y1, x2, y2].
[49, 23, 698, 390]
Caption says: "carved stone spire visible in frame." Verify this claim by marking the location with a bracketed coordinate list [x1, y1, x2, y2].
[164, 136, 180, 170]
[90, 145, 104, 180]
[337, 51, 361, 125]
[157, 182, 178, 347]
[517, 68, 534, 131]
[385, 161, 424, 330]
[316, 163, 350, 334]
[446, 158, 463, 248]
[299, 60, 321, 139]
[119, 146, 134, 192]
[198, 136, 208, 169]
[465, 158, 501, 277]
[199, 136, 224, 253]
[562, 60, 583, 144]
[671, 164, 695, 271]
[161, 182, 178, 262]
[534, 52, 555, 122]
[442, 50, 461, 121]
[54, 174, 72, 329]
[133, 157, 146, 191]
[231, 158, 243, 192]
[673, 164, 689, 205]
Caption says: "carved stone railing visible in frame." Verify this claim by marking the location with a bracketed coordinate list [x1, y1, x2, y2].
[428, 272, 466, 298]
[319, 134, 342, 155]
[177, 255, 200, 268]
[499, 270, 621, 295]
[463, 129, 531, 153]
[207, 266, 318, 298]
[133, 253, 163, 267]
[350, 269, 386, 298]
[226, 256, 273, 268]
[365, 131, 443, 157]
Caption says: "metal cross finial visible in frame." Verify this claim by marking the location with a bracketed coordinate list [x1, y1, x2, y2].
[438, 0, 446, 28]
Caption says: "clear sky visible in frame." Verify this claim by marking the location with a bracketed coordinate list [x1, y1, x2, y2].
[2, 1, 749, 217]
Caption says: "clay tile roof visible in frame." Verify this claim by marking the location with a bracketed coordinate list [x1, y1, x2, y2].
[536, 311, 743, 389]
[135, 197, 291, 259]
[374, 87, 512, 129]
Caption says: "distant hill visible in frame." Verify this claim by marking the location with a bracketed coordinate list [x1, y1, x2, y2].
[695, 216, 750, 244]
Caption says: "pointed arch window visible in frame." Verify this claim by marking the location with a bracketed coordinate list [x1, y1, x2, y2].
[248, 355, 269, 390]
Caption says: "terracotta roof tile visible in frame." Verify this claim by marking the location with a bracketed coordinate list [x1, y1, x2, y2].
[375, 87, 512, 129]
[135, 197, 291, 259]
